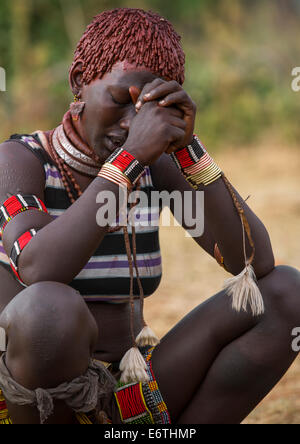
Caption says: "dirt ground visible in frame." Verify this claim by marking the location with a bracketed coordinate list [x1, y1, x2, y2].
[144, 143, 300, 424]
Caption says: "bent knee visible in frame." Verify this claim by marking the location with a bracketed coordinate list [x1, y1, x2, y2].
[0, 282, 98, 384]
[259, 265, 300, 323]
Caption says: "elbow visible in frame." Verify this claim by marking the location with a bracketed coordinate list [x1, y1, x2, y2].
[20, 268, 72, 287]
[225, 252, 275, 280]
[226, 228, 276, 280]
[18, 264, 46, 287]
[253, 255, 275, 280]
[251, 237, 276, 279]
[18, 262, 73, 287]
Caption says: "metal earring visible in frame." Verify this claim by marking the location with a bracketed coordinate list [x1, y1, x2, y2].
[70, 94, 85, 121]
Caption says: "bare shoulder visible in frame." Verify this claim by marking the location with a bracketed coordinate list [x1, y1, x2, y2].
[0, 140, 46, 204]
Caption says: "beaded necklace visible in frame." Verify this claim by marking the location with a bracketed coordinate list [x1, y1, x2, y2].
[48, 128, 83, 204]
[47, 111, 103, 203]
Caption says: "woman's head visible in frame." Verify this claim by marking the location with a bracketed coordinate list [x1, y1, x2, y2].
[68, 8, 185, 161]
[69, 8, 185, 88]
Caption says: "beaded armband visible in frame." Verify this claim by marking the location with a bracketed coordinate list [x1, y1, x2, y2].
[0, 194, 48, 235]
[98, 148, 145, 190]
[170, 135, 222, 188]
[10, 228, 38, 285]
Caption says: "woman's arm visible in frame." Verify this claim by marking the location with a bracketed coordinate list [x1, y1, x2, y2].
[137, 79, 275, 278]
[151, 147, 275, 279]
[0, 142, 122, 285]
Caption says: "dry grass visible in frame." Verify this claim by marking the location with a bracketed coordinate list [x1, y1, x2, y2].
[144, 142, 300, 424]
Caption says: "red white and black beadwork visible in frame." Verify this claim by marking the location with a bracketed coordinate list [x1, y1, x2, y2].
[10, 229, 38, 284]
[170, 135, 207, 170]
[105, 147, 145, 185]
[170, 135, 222, 187]
[114, 347, 171, 424]
[0, 194, 48, 234]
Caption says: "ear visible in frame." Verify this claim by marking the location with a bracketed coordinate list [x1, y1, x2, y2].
[129, 86, 141, 105]
[69, 60, 85, 97]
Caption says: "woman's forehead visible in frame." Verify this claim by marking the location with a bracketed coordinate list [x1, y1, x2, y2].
[94, 60, 160, 89]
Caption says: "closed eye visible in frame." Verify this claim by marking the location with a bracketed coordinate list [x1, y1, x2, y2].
[110, 92, 130, 106]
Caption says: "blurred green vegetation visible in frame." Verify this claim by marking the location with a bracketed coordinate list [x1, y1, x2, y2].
[0, 0, 300, 149]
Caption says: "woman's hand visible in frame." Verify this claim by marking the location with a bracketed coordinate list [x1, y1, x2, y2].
[134, 79, 197, 154]
[124, 99, 187, 166]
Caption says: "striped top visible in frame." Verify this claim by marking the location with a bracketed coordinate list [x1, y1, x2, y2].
[0, 132, 162, 303]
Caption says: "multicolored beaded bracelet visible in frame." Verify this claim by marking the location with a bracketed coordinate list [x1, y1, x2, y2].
[98, 147, 145, 189]
[170, 135, 222, 188]
[98, 163, 132, 190]
[0, 194, 48, 235]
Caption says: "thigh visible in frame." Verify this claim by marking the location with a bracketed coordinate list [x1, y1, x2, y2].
[151, 287, 260, 422]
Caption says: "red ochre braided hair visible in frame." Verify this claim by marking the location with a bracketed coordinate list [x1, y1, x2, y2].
[69, 8, 185, 86]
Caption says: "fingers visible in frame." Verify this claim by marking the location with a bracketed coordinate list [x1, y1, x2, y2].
[135, 79, 176, 111]
[139, 100, 184, 119]
[135, 79, 196, 120]
[142, 80, 181, 105]
[158, 90, 195, 112]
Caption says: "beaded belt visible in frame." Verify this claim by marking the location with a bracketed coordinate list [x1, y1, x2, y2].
[114, 346, 171, 424]
[0, 388, 11, 424]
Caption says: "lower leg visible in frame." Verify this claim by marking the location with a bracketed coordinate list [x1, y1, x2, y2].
[178, 266, 300, 423]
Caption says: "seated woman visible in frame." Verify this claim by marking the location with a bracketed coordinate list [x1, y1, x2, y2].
[0, 8, 299, 424]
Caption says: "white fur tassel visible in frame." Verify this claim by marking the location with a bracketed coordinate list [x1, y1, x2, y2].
[136, 326, 160, 347]
[223, 264, 264, 316]
[119, 346, 150, 384]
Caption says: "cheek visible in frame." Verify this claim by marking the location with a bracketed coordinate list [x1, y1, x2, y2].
[83, 104, 113, 135]
[85, 99, 124, 132]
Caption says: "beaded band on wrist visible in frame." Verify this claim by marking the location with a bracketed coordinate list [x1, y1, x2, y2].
[107, 147, 145, 184]
[98, 147, 145, 190]
[171, 135, 207, 169]
[0, 194, 48, 235]
[170, 135, 222, 188]
[98, 163, 132, 190]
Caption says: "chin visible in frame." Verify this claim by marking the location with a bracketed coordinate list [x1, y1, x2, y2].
[94, 142, 110, 161]
[98, 152, 110, 164]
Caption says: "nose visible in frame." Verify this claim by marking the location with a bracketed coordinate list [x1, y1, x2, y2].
[119, 105, 136, 132]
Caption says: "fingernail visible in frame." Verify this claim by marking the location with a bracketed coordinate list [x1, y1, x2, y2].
[144, 93, 151, 98]
[159, 100, 165, 105]
[135, 101, 142, 110]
